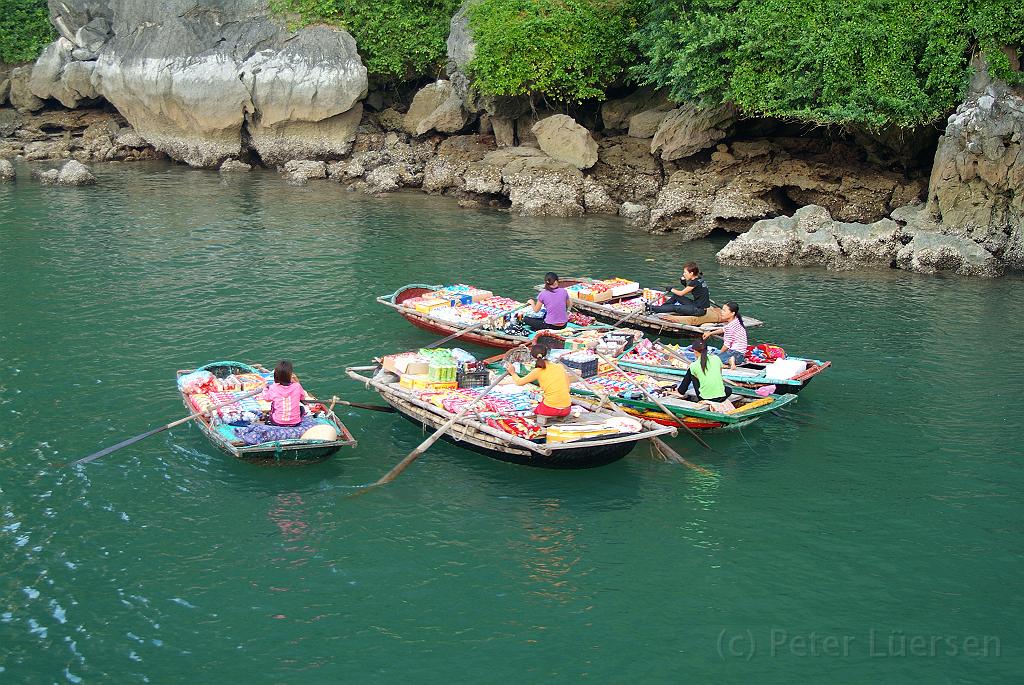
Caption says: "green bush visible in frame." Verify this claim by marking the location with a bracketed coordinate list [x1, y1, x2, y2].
[269, 0, 462, 82]
[0, 0, 55, 63]
[632, 0, 975, 128]
[466, 0, 643, 103]
[971, 0, 1024, 86]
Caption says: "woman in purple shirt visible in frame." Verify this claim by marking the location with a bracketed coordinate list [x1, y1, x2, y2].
[524, 272, 570, 331]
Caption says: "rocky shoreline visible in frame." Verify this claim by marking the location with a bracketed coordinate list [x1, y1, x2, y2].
[1, 1, 1020, 278]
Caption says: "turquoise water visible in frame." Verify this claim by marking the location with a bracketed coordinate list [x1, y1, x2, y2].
[1, 162, 1022, 683]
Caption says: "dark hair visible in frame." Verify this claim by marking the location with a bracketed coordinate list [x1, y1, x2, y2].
[543, 272, 559, 290]
[530, 344, 548, 369]
[274, 360, 294, 385]
[691, 339, 708, 373]
[724, 301, 745, 328]
[683, 262, 702, 278]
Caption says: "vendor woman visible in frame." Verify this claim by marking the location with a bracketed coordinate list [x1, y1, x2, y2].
[675, 339, 729, 404]
[523, 272, 569, 331]
[505, 344, 572, 422]
[647, 262, 711, 316]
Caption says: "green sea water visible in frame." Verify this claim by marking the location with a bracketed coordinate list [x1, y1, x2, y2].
[1, 161, 1022, 683]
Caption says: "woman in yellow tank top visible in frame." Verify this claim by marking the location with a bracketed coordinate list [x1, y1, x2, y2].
[504, 344, 572, 420]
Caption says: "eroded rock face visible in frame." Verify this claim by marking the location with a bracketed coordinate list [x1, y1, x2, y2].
[601, 88, 670, 131]
[57, 159, 96, 185]
[531, 114, 598, 169]
[35, 1, 368, 168]
[716, 204, 1003, 277]
[404, 80, 473, 136]
[651, 103, 736, 161]
[8, 67, 45, 112]
[927, 68, 1024, 270]
[0, 158, 15, 182]
[502, 154, 585, 217]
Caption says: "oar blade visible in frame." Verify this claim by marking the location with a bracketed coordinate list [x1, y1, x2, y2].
[69, 425, 168, 466]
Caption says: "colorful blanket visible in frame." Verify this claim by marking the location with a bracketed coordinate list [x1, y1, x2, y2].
[233, 416, 324, 446]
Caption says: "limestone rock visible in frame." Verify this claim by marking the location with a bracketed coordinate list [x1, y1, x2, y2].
[531, 114, 598, 170]
[491, 117, 514, 148]
[57, 159, 96, 185]
[283, 160, 327, 180]
[377, 108, 405, 132]
[601, 88, 671, 131]
[30, 37, 101, 108]
[421, 134, 494, 193]
[500, 153, 585, 217]
[583, 177, 618, 214]
[926, 64, 1024, 270]
[220, 158, 252, 172]
[0, 158, 15, 182]
[8, 67, 44, 112]
[1, 78, 10, 106]
[651, 103, 737, 161]
[114, 128, 147, 148]
[619, 202, 650, 226]
[365, 164, 403, 193]
[896, 230, 1002, 277]
[239, 26, 367, 165]
[627, 109, 670, 139]
[648, 169, 783, 238]
[591, 135, 664, 204]
[32, 168, 60, 185]
[404, 80, 472, 136]
[515, 110, 556, 147]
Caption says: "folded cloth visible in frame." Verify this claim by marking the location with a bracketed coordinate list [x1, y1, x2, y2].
[234, 416, 324, 446]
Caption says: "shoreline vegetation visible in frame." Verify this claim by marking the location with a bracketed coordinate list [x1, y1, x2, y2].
[0, 0, 1021, 278]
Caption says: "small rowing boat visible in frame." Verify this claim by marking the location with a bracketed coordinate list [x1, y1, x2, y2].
[377, 282, 639, 351]
[177, 361, 357, 464]
[616, 339, 831, 394]
[346, 360, 676, 469]
[566, 368, 797, 430]
[550, 277, 765, 339]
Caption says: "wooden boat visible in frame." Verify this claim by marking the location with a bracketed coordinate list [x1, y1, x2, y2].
[177, 361, 357, 464]
[616, 343, 831, 395]
[551, 277, 765, 339]
[566, 369, 798, 430]
[377, 283, 634, 351]
[346, 364, 677, 469]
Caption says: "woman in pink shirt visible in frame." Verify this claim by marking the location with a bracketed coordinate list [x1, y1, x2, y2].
[702, 301, 747, 369]
[261, 360, 309, 426]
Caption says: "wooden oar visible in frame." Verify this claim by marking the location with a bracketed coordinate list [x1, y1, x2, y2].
[568, 369, 711, 475]
[595, 352, 712, 451]
[423, 303, 532, 350]
[67, 388, 263, 466]
[300, 397, 395, 413]
[371, 371, 511, 486]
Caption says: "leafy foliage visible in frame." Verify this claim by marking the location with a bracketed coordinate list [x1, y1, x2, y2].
[971, 0, 1024, 86]
[466, 0, 643, 103]
[632, 0, 978, 128]
[269, 0, 462, 82]
[0, 0, 55, 63]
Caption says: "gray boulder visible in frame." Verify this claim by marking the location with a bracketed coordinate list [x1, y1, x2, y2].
[57, 159, 97, 185]
[628, 109, 670, 139]
[0, 158, 15, 182]
[896, 230, 1002, 277]
[30, 37, 101, 108]
[220, 158, 252, 172]
[8, 67, 44, 112]
[651, 103, 737, 161]
[601, 88, 671, 131]
[499, 150, 585, 217]
[0, 78, 9, 106]
[404, 80, 472, 136]
[619, 201, 650, 226]
[283, 159, 328, 180]
[32, 168, 61, 185]
[531, 114, 598, 170]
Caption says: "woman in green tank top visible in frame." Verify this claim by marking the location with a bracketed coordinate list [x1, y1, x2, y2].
[676, 339, 728, 402]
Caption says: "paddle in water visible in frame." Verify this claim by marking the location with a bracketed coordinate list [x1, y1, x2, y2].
[67, 388, 263, 466]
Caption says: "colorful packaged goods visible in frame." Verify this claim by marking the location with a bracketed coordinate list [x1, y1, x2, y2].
[560, 351, 599, 378]
[567, 312, 596, 326]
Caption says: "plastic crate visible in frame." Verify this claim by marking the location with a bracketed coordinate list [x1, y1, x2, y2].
[562, 357, 599, 378]
[457, 370, 490, 388]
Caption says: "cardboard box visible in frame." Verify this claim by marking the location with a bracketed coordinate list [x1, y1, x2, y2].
[608, 280, 640, 297]
[469, 289, 493, 302]
[414, 298, 447, 314]
[399, 373, 429, 389]
[384, 353, 430, 376]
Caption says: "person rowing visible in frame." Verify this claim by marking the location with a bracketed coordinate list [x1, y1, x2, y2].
[702, 301, 747, 369]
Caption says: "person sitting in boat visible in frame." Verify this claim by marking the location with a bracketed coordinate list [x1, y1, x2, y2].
[260, 360, 309, 427]
[504, 344, 572, 424]
[646, 262, 711, 316]
[522, 272, 570, 331]
[702, 301, 747, 369]
[675, 339, 729, 404]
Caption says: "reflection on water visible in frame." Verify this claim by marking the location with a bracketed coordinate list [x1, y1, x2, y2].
[1, 161, 1023, 683]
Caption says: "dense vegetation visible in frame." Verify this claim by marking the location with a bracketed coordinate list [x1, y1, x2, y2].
[465, 0, 643, 103]
[0, 0, 55, 63]
[971, 0, 1024, 87]
[269, 0, 462, 82]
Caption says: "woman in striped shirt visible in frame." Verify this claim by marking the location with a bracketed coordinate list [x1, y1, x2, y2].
[702, 301, 747, 369]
